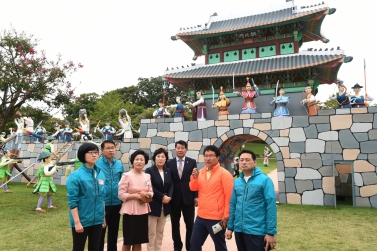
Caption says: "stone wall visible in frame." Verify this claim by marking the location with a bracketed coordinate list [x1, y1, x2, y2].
[12, 107, 377, 208]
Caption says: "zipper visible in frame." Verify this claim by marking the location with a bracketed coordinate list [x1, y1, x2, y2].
[93, 174, 97, 225]
[242, 178, 248, 232]
[110, 164, 113, 205]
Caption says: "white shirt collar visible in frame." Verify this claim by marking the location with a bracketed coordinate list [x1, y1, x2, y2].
[176, 156, 185, 162]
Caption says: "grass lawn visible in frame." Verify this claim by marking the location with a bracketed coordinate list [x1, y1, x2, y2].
[2, 183, 376, 250]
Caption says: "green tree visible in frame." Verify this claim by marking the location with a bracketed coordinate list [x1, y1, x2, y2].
[0, 28, 82, 132]
[62, 92, 99, 126]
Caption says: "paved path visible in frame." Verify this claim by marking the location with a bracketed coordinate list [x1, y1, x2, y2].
[106, 169, 278, 251]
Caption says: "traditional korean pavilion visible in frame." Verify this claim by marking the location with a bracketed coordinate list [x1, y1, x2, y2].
[164, 1, 352, 101]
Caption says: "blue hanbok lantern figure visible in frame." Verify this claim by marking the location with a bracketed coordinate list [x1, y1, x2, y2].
[61, 121, 73, 143]
[153, 99, 170, 119]
[329, 80, 351, 108]
[100, 119, 116, 141]
[350, 83, 374, 108]
[270, 87, 290, 117]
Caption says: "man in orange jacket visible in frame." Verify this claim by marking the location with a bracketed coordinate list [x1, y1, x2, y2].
[189, 145, 234, 251]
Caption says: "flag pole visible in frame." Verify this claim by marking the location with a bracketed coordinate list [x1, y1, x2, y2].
[364, 58, 367, 99]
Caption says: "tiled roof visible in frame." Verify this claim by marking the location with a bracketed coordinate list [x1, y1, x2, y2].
[164, 50, 345, 80]
[176, 2, 329, 37]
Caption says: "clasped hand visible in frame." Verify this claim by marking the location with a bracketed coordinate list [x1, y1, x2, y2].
[138, 191, 152, 202]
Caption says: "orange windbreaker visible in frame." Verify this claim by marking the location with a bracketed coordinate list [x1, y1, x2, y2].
[189, 163, 234, 220]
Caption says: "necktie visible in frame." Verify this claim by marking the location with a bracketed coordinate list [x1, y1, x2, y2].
[178, 159, 183, 179]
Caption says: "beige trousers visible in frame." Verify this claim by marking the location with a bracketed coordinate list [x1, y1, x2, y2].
[147, 210, 167, 251]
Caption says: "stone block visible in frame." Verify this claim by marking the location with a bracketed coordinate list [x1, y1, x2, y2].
[275, 152, 282, 161]
[156, 123, 169, 132]
[218, 115, 228, 120]
[351, 123, 372, 133]
[280, 129, 289, 137]
[296, 168, 321, 179]
[318, 131, 338, 141]
[215, 120, 230, 127]
[278, 182, 285, 192]
[249, 128, 259, 136]
[330, 115, 352, 130]
[309, 116, 330, 124]
[360, 141, 377, 153]
[318, 109, 336, 116]
[175, 131, 189, 142]
[272, 137, 289, 147]
[369, 154, 377, 166]
[264, 130, 279, 137]
[318, 166, 332, 177]
[250, 114, 261, 118]
[170, 122, 183, 132]
[325, 141, 342, 154]
[228, 114, 239, 120]
[278, 171, 285, 182]
[361, 172, 377, 185]
[207, 127, 217, 138]
[255, 118, 271, 123]
[304, 124, 318, 139]
[186, 151, 199, 160]
[220, 134, 228, 142]
[173, 117, 183, 122]
[321, 154, 343, 165]
[243, 119, 255, 128]
[243, 128, 250, 134]
[271, 116, 292, 129]
[313, 179, 322, 189]
[292, 116, 309, 127]
[198, 120, 214, 129]
[280, 147, 290, 159]
[279, 193, 287, 203]
[285, 168, 297, 177]
[353, 114, 373, 123]
[355, 186, 360, 197]
[306, 139, 325, 153]
[277, 161, 284, 171]
[270, 143, 279, 153]
[258, 132, 268, 141]
[283, 158, 301, 168]
[183, 121, 198, 131]
[368, 129, 377, 140]
[240, 114, 251, 119]
[296, 180, 314, 194]
[301, 153, 322, 169]
[354, 173, 363, 186]
[230, 120, 242, 130]
[289, 128, 306, 142]
[188, 142, 202, 151]
[355, 197, 371, 207]
[302, 189, 324, 205]
[253, 123, 271, 131]
[322, 177, 335, 194]
[339, 130, 359, 149]
[353, 133, 369, 142]
[324, 194, 335, 206]
[265, 137, 273, 145]
[262, 113, 272, 118]
[234, 128, 243, 135]
[358, 154, 368, 160]
[343, 149, 360, 160]
[360, 184, 377, 197]
[351, 107, 367, 114]
[188, 130, 203, 142]
[226, 131, 235, 139]
[368, 107, 377, 113]
[146, 129, 157, 137]
[151, 137, 167, 145]
[316, 124, 331, 133]
[285, 178, 296, 193]
[289, 142, 305, 153]
[214, 139, 223, 148]
[286, 193, 301, 204]
[370, 195, 377, 208]
[336, 108, 350, 114]
[157, 131, 175, 138]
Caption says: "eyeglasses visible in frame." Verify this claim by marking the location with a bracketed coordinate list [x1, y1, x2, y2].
[86, 151, 99, 155]
[204, 155, 217, 158]
[104, 147, 115, 151]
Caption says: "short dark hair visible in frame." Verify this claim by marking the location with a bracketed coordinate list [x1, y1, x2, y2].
[203, 145, 220, 157]
[238, 150, 256, 160]
[152, 148, 168, 163]
[101, 140, 115, 150]
[175, 140, 187, 149]
[77, 143, 99, 163]
[130, 150, 149, 165]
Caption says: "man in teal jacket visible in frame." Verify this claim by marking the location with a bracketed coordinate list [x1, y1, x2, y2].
[96, 140, 124, 251]
[226, 149, 277, 251]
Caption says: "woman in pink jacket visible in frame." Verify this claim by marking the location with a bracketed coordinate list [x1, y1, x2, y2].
[118, 150, 153, 251]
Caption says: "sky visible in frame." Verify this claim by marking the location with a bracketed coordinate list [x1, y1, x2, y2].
[1, 0, 376, 108]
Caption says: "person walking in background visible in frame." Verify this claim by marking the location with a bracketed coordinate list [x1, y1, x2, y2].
[96, 140, 124, 251]
[166, 140, 198, 251]
[189, 145, 233, 251]
[66, 143, 106, 251]
[118, 150, 153, 251]
[225, 150, 277, 251]
[233, 157, 240, 178]
[145, 148, 173, 251]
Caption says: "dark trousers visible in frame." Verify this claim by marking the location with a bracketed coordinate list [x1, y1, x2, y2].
[235, 232, 265, 251]
[171, 199, 195, 251]
[190, 216, 227, 251]
[72, 224, 102, 251]
[99, 204, 122, 251]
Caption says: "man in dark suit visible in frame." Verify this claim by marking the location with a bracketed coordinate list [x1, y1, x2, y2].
[166, 140, 198, 251]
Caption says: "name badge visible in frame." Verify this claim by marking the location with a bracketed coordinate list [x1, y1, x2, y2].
[98, 179, 104, 185]
[145, 181, 151, 187]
